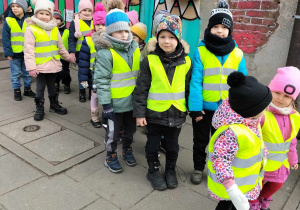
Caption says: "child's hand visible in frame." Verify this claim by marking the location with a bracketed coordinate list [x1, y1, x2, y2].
[29, 70, 39, 78]
[80, 81, 89, 88]
[292, 164, 298, 170]
[69, 53, 76, 63]
[7, 56, 13, 60]
[136, 118, 147, 127]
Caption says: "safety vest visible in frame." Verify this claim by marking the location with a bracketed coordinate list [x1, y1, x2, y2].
[85, 36, 96, 70]
[110, 48, 140, 99]
[29, 25, 60, 65]
[262, 110, 300, 171]
[147, 55, 191, 112]
[76, 20, 94, 52]
[6, 17, 27, 53]
[61, 29, 69, 51]
[207, 124, 265, 200]
[199, 46, 243, 102]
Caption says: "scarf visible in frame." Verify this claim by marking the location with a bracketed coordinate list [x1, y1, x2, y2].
[203, 28, 235, 56]
[269, 102, 293, 115]
[155, 41, 184, 61]
[104, 33, 133, 51]
[31, 16, 57, 31]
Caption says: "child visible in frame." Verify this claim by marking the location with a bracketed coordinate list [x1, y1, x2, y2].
[68, 0, 94, 102]
[257, 67, 300, 210]
[131, 22, 147, 53]
[188, 0, 247, 185]
[208, 71, 272, 210]
[126, 10, 139, 27]
[2, 0, 36, 101]
[78, 2, 107, 128]
[93, 6, 140, 173]
[134, 15, 192, 190]
[24, 0, 74, 121]
[53, 10, 72, 94]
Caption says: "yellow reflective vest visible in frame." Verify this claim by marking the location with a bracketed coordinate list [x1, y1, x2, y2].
[199, 46, 243, 102]
[29, 25, 60, 65]
[76, 20, 94, 52]
[147, 55, 191, 112]
[207, 124, 265, 199]
[6, 17, 27, 53]
[85, 36, 96, 70]
[62, 29, 69, 51]
[110, 48, 140, 99]
[262, 110, 300, 171]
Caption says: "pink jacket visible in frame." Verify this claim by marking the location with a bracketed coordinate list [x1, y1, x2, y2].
[24, 20, 70, 73]
[261, 106, 299, 183]
[209, 98, 268, 201]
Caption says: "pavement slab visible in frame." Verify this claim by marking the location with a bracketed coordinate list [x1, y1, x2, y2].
[284, 179, 300, 210]
[53, 105, 92, 125]
[82, 198, 120, 210]
[178, 124, 194, 151]
[0, 98, 30, 122]
[0, 146, 8, 157]
[0, 175, 99, 210]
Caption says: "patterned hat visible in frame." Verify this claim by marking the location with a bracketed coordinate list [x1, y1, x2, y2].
[157, 15, 182, 41]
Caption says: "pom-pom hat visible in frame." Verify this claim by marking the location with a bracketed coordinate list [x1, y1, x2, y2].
[31, 0, 55, 16]
[78, 0, 94, 13]
[131, 22, 147, 40]
[126, 10, 139, 25]
[93, 2, 107, 26]
[105, 8, 130, 35]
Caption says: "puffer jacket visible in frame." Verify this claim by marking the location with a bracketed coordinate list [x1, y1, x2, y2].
[133, 40, 192, 127]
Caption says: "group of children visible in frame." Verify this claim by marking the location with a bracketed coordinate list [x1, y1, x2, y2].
[2, 0, 299, 209]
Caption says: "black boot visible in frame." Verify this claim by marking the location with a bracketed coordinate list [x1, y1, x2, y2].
[49, 94, 67, 115]
[64, 85, 71, 94]
[14, 88, 22, 101]
[146, 162, 167, 191]
[34, 98, 45, 121]
[79, 89, 86, 103]
[23, 87, 36, 98]
[165, 160, 178, 189]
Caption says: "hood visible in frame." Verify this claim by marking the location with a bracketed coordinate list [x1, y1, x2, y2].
[92, 30, 113, 49]
[212, 98, 260, 130]
[145, 37, 190, 55]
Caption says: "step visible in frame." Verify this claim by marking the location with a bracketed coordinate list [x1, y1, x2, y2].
[0, 47, 5, 61]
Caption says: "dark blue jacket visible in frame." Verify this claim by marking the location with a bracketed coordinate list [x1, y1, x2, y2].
[2, 10, 28, 59]
[78, 37, 93, 87]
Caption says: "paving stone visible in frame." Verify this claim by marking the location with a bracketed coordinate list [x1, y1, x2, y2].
[0, 117, 62, 145]
[281, 165, 300, 193]
[0, 153, 43, 195]
[129, 184, 217, 210]
[283, 179, 300, 210]
[0, 80, 12, 93]
[0, 175, 99, 210]
[80, 164, 153, 209]
[54, 105, 91, 125]
[0, 99, 29, 121]
[83, 198, 120, 210]
[270, 189, 291, 210]
[178, 124, 193, 151]
[80, 121, 106, 138]
[0, 146, 8, 157]
[24, 129, 94, 164]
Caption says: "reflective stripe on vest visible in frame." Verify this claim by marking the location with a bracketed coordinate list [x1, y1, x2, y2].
[199, 46, 243, 102]
[207, 124, 265, 200]
[6, 17, 27, 53]
[262, 110, 300, 171]
[110, 48, 140, 99]
[147, 55, 191, 112]
[85, 36, 96, 70]
[29, 25, 60, 65]
[76, 20, 93, 52]
[62, 29, 69, 51]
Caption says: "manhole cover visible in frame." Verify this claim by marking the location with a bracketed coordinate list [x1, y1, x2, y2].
[23, 125, 40, 132]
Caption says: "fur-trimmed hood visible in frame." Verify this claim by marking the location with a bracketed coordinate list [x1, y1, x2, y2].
[92, 30, 113, 49]
[145, 37, 190, 55]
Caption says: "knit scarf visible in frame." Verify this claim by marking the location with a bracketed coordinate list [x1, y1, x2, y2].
[155, 41, 184, 61]
[204, 28, 235, 56]
[74, 14, 93, 38]
[269, 102, 293, 115]
[104, 33, 133, 51]
[31, 16, 57, 31]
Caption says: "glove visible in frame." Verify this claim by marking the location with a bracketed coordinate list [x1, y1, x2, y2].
[226, 184, 250, 210]
[189, 111, 204, 118]
[102, 104, 114, 121]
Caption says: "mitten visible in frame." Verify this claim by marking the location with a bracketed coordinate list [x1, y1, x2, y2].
[225, 184, 250, 210]
[102, 104, 114, 121]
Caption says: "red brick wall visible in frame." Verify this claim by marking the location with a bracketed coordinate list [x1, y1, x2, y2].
[229, 0, 280, 53]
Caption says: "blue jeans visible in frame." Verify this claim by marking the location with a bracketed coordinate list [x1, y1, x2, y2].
[9, 58, 31, 90]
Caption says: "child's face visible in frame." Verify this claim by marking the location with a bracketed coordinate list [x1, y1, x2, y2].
[55, 18, 63, 26]
[133, 34, 141, 45]
[80, 8, 93, 18]
[36, 10, 51, 23]
[210, 24, 229, 38]
[247, 109, 266, 120]
[11, 4, 24, 17]
[158, 30, 178, 54]
[94, 24, 105, 32]
[271, 91, 293, 108]
[111, 30, 129, 41]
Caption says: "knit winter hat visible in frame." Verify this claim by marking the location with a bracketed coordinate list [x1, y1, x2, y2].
[152, 9, 171, 36]
[126, 10, 139, 25]
[269, 66, 300, 100]
[78, 0, 94, 13]
[131, 22, 147, 40]
[10, 0, 28, 13]
[54, 10, 63, 22]
[208, 0, 233, 35]
[157, 15, 182, 41]
[227, 72, 272, 118]
[32, 0, 55, 16]
[105, 8, 130, 35]
[93, 2, 107, 26]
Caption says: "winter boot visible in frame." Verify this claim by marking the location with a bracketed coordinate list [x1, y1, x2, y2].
[91, 108, 102, 128]
[122, 147, 137, 166]
[34, 98, 45, 121]
[64, 85, 71, 94]
[249, 200, 260, 210]
[49, 94, 67, 115]
[79, 89, 86, 103]
[14, 88, 22, 101]
[147, 161, 167, 191]
[105, 152, 123, 173]
[259, 197, 272, 210]
[165, 160, 178, 189]
[23, 87, 36, 98]
[191, 170, 203, 185]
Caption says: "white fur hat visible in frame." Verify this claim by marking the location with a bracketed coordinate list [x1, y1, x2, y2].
[31, 0, 55, 16]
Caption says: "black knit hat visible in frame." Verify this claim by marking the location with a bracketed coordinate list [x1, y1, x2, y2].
[227, 72, 272, 118]
[208, 0, 233, 35]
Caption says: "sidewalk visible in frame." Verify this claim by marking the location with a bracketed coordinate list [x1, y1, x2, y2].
[0, 66, 299, 210]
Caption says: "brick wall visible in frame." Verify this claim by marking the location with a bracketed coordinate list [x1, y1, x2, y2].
[229, 0, 280, 53]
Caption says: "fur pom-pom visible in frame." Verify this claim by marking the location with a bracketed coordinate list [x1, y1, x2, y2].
[217, 0, 229, 9]
[31, 0, 37, 6]
[74, 31, 83, 38]
[227, 72, 245, 87]
[95, 2, 106, 12]
[106, 0, 125, 12]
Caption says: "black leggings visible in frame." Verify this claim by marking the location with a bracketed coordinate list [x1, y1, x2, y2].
[216, 201, 237, 210]
[36, 73, 57, 98]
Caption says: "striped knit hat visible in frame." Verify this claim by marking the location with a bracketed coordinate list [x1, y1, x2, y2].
[105, 8, 130, 35]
